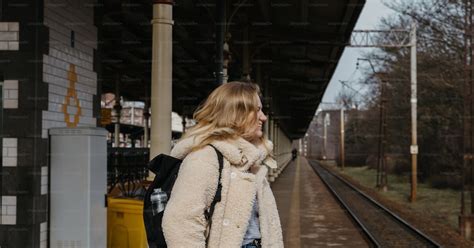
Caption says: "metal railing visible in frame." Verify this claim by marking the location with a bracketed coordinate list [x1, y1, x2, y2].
[107, 147, 149, 198]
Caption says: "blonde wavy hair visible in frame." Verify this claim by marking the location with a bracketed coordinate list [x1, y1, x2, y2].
[181, 81, 270, 153]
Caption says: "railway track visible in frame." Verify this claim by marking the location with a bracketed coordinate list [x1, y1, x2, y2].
[309, 160, 441, 248]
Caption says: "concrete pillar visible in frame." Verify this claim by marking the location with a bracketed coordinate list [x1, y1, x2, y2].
[242, 24, 250, 81]
[215, 0, 225, 84]
[299, 139, 302, 154]
[274, 121, 279, 178]
[113, 80, 121, 148]
[278, 129, 292, 176]
[223, 40, 230, 83]
[268, 118, 275, 182]
[268, 118, 272, 142]
[261, 67, 270, 136]
[150, 0, 173, 161]
[143, 102, 150, 148]
[276, 122, 279, 157]
[113, 106, 121, 147]
[264, 115, 270, 141]
[264, 114, 270, 138]
[275, 123, 284, 177]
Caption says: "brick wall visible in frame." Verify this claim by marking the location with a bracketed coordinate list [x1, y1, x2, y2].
[0, 0, 99, 247]
[0, 22, 19, 51]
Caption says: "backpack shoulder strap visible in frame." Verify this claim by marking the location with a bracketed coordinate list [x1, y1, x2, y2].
[205, 145, 223, 215]
[204, 144, 224, 244]
[208, 144, 224, 203]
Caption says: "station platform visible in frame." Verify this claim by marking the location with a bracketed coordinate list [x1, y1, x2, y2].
[271, 157, 369, 247]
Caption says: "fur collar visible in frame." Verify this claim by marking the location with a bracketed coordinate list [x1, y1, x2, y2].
[170, 135, 277, 171]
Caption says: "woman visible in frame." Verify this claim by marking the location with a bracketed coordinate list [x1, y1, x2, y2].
[162, 81, 283, 248]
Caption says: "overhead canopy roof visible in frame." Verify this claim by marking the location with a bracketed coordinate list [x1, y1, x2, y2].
[96, 0, 365, 140]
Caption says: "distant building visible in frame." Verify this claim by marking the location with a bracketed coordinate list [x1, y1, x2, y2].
[306, 110, 342, 160]
[306, 108, 369, 165]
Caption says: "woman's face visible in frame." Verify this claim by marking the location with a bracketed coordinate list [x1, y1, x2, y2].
[246, 98, 267, 143]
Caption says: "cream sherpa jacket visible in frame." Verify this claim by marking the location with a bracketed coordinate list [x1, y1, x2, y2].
[162, 136, 284, 248]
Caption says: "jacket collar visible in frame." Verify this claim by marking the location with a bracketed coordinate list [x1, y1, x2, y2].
[170, 135, 276, 171]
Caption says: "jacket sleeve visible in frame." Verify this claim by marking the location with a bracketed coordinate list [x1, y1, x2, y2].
[162, 146, 220, 248]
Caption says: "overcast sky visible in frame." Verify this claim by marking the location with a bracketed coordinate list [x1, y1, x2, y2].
[320, 0, 396, 109]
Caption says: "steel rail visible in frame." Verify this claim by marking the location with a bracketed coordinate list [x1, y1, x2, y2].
[312, 162, 380, 248]
[310, 160, 441, 248]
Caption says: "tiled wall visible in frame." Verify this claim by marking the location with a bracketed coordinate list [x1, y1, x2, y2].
[0, 2, 48, 247]
[40, 222, 47, 248]
[1, 196, 16, 225]
[0, 22, 19, 51]
[3, 80, 18, 109]
[2, 138, 17, 167]
[42, 0, 98, 138]
[40, 166, 48, 195]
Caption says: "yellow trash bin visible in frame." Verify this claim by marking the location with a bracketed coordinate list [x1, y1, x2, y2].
[107, 197, 147, 248]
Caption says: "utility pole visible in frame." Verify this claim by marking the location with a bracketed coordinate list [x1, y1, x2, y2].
[460, 0, 474, 239]
[357, 58, 388, 191]
[323, 113, 329, 160]
[340, 108, 345, 171]
[350, 24, 417, 201]
[377, 78, 388, 192]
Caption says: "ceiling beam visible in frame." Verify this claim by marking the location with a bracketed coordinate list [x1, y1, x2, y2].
[300, 0, 309, 23]
[257, 0, 270, 23]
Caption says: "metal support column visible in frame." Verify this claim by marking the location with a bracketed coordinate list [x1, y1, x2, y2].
[215, 0, 225, 84]
[242, 24, 250, 81]
[113, 78, 121, 148]
[269, 118, 273, 143]
[409, 23, 418, 202]
[143, 102, 150, 148]
[262, 67, 269, 136]
[150, 0, 174, 163]
[275, 122, 280, 177]
[272, 120, 278, 181]
[268, 118, 275, 182]
[275, 122, 279, 166]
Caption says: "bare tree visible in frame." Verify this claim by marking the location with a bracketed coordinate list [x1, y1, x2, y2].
[347, 0, 465, 187]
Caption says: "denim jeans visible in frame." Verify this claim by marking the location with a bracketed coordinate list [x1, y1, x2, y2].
[241, 239, 262, 248]
[241, 244, 259, 248]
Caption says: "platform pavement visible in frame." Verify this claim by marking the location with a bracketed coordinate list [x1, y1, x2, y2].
[271, 157, 369, 247]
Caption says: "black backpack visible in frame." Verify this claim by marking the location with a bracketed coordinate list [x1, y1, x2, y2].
[143, 145, 224, 248]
